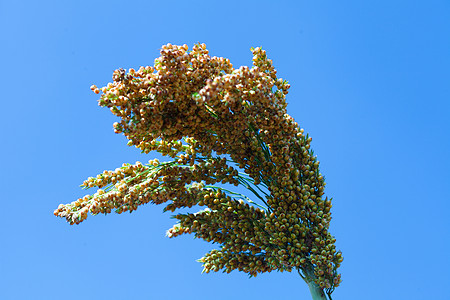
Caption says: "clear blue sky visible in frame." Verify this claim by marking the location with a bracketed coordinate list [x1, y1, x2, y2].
[1, 1, 449, 299]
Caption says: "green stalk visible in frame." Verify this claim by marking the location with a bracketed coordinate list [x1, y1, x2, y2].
[298, 266, 331, 300]
[306, 280, 328, 300]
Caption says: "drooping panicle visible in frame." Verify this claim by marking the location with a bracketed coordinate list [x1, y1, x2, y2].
[55, 43, 342, 293]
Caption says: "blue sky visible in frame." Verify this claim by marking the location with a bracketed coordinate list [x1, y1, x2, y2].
[1, 1, 449, 299]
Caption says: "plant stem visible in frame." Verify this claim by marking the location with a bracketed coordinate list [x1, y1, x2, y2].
[299, 266, 330, 300]
[306, 280, 328, 300]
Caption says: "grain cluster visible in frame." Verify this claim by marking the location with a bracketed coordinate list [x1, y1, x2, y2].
[54, 43, 342, 292]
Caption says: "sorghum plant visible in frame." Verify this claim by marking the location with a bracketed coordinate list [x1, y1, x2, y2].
[54, 43, 342, 300]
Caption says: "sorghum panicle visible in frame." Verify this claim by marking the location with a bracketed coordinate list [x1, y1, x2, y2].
[55, 43, 342, 292]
